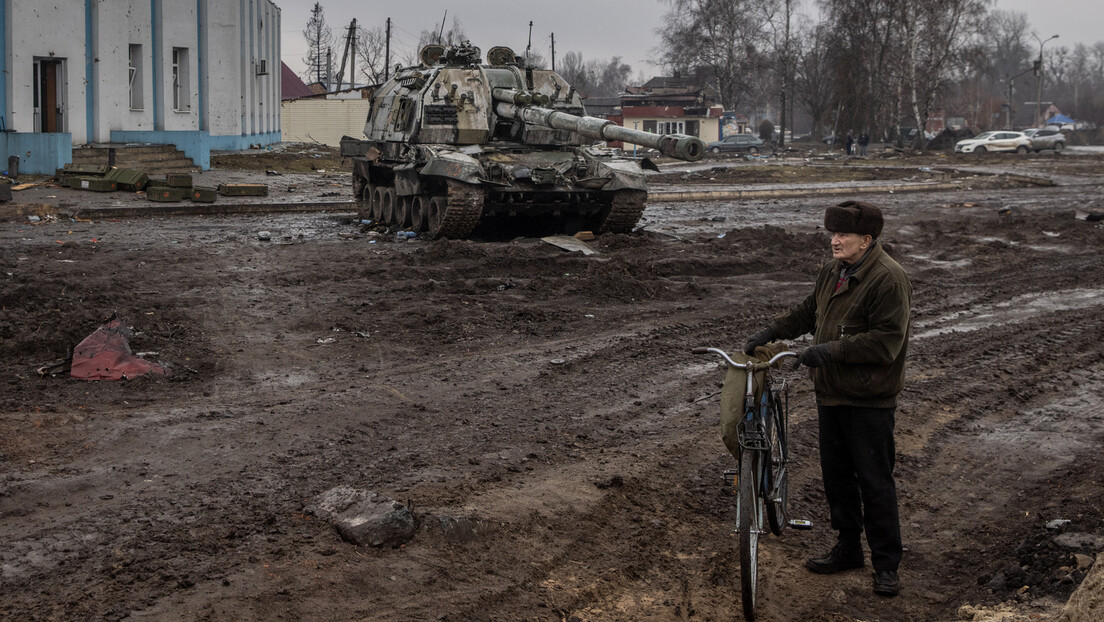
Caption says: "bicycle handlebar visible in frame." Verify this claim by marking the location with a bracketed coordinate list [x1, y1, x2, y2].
[692, 346, 796, 370]
[693, 345, 798, 401]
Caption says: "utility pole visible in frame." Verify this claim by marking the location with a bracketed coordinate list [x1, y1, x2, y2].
[384, 18, 391, 80]
[551, 33, 555, 71]
[326, 47, 333, 91]
[336, 19, 357, 90]
[525, 21, 533, 65]
[1032, 33, 1058, 127]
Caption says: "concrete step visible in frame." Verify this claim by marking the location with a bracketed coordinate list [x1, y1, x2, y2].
[71, 144, 197, 175]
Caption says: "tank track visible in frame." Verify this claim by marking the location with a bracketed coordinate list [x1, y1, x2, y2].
[437, 180, 485, 239]
[599, 190, 648, 234]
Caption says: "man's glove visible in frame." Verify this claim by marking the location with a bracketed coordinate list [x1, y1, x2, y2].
[743, 328, 774, 355]
[793, 344, 832, 370]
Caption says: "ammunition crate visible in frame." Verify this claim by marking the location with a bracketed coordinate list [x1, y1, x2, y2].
[61, 163, 110, 176]
[72, 177, 118, 192]
[146, 177, 168, 188]
[106, 168, 150, 192]
[218, 183, 268, 197]
[190, 186, 218, 203]
[147, 187, 188, 202]
[166, 173, 193, 188]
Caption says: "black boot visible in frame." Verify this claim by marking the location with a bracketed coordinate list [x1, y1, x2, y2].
[805, 543, 864, 574]
[873, 570, 900, 596]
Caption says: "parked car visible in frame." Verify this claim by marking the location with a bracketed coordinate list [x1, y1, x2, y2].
[706, 134, 764, 154]
[1027, 126, 1066, 152]
[953, 131, 1032, 154]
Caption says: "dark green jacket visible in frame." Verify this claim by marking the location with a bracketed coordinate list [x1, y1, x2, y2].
[769, 243, 912, 408]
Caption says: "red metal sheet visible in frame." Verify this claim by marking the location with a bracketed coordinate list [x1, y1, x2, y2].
[70, 318, 168, 381]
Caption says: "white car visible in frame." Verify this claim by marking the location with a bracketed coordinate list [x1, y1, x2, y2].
[954, 131, 1032, 154]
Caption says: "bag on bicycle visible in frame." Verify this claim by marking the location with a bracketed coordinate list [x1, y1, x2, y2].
[719, 343, 786, 460]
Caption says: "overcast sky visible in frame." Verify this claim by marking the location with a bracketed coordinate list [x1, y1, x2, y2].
[278, 0, 1104, 79]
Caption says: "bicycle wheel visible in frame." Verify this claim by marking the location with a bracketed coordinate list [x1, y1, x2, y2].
[739, 449, 763, 621]
[765, 391, 789, 536]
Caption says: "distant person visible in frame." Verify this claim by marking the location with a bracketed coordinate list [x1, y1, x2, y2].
[845, 130, 855, 155]
[859, 132, 870, 156]
[743, 200, 912, 597]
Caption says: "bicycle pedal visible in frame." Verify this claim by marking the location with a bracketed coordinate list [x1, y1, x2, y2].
[722, 469, 739, 488]
[787, 519, 813, 530]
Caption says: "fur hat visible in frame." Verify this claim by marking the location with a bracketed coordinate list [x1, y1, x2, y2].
[824, 200, 884, 239]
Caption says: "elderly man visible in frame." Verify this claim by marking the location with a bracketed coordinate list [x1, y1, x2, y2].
[743, 200, 912, 597]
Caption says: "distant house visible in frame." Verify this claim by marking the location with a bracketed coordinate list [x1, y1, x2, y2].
[1, 0, 280, 173]
[615, 75, 723, 151]
[282, 63, 315, 101]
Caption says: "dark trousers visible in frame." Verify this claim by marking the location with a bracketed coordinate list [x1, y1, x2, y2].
[817, 404, 903, 572]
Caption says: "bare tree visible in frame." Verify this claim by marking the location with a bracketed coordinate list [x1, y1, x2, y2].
[417, 16, 467, 50]
[559, 52, 633, 97]
[794, 23, 836, 139]
[302, 2, 333, 85]
[896, 0, 988, 147]
[354, 26, 387, 86]
[655, 0, 774, 112]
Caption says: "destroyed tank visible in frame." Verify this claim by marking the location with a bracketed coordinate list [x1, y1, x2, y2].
[340, 42, 704, 238]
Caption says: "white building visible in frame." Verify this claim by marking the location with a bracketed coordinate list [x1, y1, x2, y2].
[1, 0, 281, 174]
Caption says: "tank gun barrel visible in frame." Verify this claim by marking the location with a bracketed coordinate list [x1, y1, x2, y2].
[494, 97, 704, 162]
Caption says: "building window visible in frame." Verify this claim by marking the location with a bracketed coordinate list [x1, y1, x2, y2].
[129, 44, 143, 111]
[658, 121, 685, 134]
[172, 47, 190, 112]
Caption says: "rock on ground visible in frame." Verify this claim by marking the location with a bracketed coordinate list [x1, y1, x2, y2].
[307, 486, 416, 548]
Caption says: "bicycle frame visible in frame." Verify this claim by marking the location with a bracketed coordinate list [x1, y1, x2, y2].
[692, 345, 797, 621]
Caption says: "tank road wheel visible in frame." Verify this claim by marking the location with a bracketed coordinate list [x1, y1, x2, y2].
[426, 196, 448, 237]
[395, 195, 412, 228]
[425, 181, 483, 239]
[598, 190, 648, 234]
[370, 186, 385, 222]
[380, 187, 396, 225]
[410, 196, 429, 232]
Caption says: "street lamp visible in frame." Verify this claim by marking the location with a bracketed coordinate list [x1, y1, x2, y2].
[1033, 33, 1058, 127]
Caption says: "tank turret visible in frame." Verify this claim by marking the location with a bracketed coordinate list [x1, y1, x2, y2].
[340, 42, 705, 238]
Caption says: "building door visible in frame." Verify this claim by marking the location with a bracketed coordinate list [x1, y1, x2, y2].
[33, 58, 67, 133]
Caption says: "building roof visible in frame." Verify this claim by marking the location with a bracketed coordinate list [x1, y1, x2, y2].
[281, 62, 315, 100]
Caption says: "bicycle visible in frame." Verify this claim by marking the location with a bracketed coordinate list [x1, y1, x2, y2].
[692, 345, 809, 621]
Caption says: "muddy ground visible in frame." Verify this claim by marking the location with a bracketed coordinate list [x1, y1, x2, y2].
[2, 151, 1104, 621]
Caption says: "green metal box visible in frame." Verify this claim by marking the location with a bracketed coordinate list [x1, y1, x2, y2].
[72, 177, 118, 192]
[62, 163, 110, 176]
[147, 187, 188, 202]
[106, 167, 150, 191]
[166, 173, 193, 188]
[190, 186, 218, 203]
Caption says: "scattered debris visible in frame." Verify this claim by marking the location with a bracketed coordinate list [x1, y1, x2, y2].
[1075, 210, 1104, 222]
[573, 230, 596, 241]
[1047, 519, 1073, 532]
[541, 235, 596, 256]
